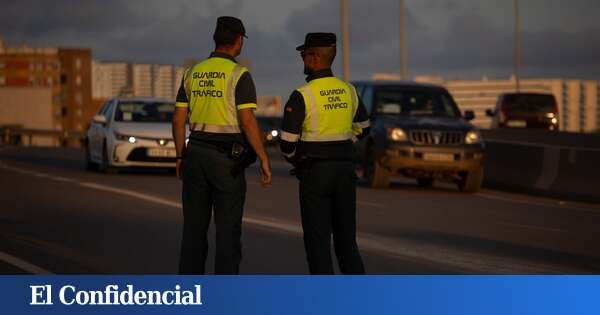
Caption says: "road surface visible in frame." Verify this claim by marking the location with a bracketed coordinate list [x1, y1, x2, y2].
[0, 146, 599, 274]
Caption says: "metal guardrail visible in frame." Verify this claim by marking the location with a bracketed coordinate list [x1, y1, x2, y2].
[0, 126, 84, 147]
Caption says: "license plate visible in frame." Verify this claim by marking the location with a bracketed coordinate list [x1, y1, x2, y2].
[423, 153, 454, 161]
[147, 148, 176, 157]
[507, 120, 526, 127]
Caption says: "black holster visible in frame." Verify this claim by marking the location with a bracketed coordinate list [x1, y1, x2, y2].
[190, 138, 256, 176]
[290, 156, 314, 180]
[230, 141, 257, 176]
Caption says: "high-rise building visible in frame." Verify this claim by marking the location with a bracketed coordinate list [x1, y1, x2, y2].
[152, 64, 174, 100]
[173, 66, 185, 98]
[0, 40, 93, 144]
[58, 48, 93, 135]
[132, 63, 152, 97]
[92, 61, 184, 100]
[92, 61, 130, 98]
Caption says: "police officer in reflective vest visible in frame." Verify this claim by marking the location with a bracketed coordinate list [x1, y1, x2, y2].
[280, 33, 370, 274]
[172, 16, 272, 274]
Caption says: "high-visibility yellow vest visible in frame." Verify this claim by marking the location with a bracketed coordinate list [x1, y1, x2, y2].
[297, 77, 359, 141]
[178, 57, 248, 133]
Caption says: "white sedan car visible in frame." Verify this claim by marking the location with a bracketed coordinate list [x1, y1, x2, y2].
[85, 98, 186, 172]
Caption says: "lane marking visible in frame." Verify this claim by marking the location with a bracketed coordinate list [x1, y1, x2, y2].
[497, 221, 563, 233]
[476, 191, 600, 213]
[50, 176, 74, 183]
[78, 182, 182, 208]
[0, 251, 53, 274]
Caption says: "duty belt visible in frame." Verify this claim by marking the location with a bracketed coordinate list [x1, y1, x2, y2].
[190, 123, 241, 134]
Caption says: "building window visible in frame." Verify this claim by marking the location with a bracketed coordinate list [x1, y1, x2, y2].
[29, 76, 35, 85]
[60, 74, 67, 84]
[0, 62, 5, 69]
[36, 63, 43, 71]
[0, 76, 5, 85]
[61, 107, 68, 117]
[76, 75, 82, 86]
[47, 76, 53, 85]
[75, 58, 82, 70]
[76, 109, 83, 117]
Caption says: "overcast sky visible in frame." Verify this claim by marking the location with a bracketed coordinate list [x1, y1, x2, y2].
[2, 0, 599, 96]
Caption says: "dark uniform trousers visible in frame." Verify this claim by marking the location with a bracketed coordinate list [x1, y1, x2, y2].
[179, 142, 246, 274]
[298, 160, 365, 274]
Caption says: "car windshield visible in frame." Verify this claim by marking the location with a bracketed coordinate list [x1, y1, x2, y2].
[114, 102, 174, 123]
[374, 88, 461, 118]
[503, 94, 557, 112]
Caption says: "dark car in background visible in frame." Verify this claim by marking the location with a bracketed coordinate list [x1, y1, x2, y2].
[256, 116, 283, 145]
[485, 92, 559, 130]
[352, 81, 485, 192]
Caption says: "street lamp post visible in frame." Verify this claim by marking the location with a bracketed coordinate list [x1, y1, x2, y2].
[341, 0, 350, 81]
[399, 0, 408, 80]
[514, 0, 521, 92]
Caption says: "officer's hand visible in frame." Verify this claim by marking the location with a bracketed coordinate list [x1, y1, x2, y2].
[176, 159, 184, 180]
[259, 159, 272, 187]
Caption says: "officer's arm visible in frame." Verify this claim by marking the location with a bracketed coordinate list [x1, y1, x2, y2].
[279, 90, 305, 163]
[353, 95, 371, 140]
[235, 72, 269, 164]
[173, 78, 189, 158]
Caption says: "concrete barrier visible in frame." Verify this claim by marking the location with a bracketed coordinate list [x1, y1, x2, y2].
[482, 129, 600, 203]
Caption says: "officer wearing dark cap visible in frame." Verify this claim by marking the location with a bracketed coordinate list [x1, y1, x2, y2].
[173, 16, 272, 275]
[280, 33, 370, 274]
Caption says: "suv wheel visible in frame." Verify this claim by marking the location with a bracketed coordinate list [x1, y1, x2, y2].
[364, 146, 389, 189]
[457, 166, 483, 193]
[416, 177, 434, 187]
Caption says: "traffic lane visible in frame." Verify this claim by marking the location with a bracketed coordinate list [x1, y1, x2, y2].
[0, 166, 180, 273]
[0, 165, 450, 274]
[3, 147, 600, 262]
[353, 180, 600, 259]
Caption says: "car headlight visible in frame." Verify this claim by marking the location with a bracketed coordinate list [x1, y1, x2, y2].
[387, 128, 407, 141]
[465, 130, 482, 144]
[115, 132, 136, 144]
[270, 129, 279, 137]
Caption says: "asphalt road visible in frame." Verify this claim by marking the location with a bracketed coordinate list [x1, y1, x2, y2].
[1, 145, 599, 274]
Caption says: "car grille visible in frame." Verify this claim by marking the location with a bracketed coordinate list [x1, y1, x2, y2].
[127, 147, 176, 163]
[409, 130, 464, 145]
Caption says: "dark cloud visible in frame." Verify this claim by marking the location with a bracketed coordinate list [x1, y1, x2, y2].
[1, 0, 598, 96]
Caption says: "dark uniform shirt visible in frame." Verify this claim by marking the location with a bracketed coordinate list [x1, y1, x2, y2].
[280, 69, 370, 160]
[176, 52, 257, 143]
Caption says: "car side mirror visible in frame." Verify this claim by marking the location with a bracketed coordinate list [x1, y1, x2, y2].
[93, 115, 107, 125]
[485, 109, 495, 117]
[464, 110, 475, 121]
